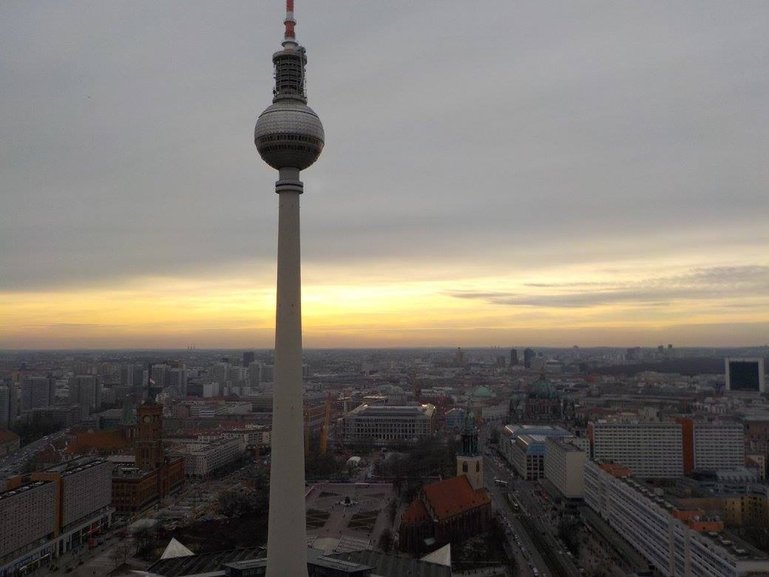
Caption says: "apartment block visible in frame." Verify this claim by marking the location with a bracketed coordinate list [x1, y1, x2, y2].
[585, 461, 769, 577]
[590, 421, 684, 478]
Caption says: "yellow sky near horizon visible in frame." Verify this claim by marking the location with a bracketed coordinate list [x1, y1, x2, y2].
[3, 258, 769, 349]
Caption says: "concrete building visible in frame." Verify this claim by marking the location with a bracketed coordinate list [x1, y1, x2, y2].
[0, 384, 18, 429]
[692, 421, 745, 473]
[544, 437, 587, 499]
[340, 404, 436, 447]
[0, 480, 57, 572]
[591, 420, 746, 479]
[590, 421, 684, 478]
[584, 461, 769, 577]
[23, 405, 81, 429]
[500, 424, 573, 480]
[1, 458, 115, 575]
[180, 437, 245, 478]
[69, 375, 102, 418]
[20, 377, 54, 411]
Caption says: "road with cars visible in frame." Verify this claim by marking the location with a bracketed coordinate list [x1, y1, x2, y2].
[480, 425, 583, 577]
[0, 429, 70, 478]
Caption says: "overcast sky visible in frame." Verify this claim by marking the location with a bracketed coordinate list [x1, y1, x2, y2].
[2, 1, 768, 349]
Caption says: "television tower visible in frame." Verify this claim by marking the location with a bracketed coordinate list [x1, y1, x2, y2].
[254, 1, 324, 576]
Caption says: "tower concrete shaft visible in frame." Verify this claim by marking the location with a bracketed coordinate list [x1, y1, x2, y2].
[266, 169, 307, 577]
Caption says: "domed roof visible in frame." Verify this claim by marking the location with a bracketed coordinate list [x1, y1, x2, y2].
[471, 385, 494, 398]
[528, 377, 560, 399]
[255, 101, 324, 170]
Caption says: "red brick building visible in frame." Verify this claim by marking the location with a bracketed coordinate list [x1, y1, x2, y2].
[111, 402, 184, 514]
[399, 475, 491, 555]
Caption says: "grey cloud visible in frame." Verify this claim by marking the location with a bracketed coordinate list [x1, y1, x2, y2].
[2, 2, 769, 291]
[448, 266, 769, 309]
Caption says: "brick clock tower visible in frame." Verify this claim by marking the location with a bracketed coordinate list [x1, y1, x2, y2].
[136, 403, 164, 470]
[135, 368, 171, 496]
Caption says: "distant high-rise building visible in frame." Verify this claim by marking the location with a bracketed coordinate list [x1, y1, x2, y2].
[21, 376, 54, 411]
[248, 361, 262, 387]
[510, 348, 518, 366]
[523, 348, 535, 369]
[242, 351, 255, 367]
[168, 367, 188, 396]
[0, 383, 19, 429]
[69, 375, 102, 418]
[120, 363, 144, 388]
[725, 357, 766, 393]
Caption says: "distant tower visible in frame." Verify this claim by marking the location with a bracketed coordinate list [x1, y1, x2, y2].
[254, 2, 324, 576]
[456, 410, 483, 490]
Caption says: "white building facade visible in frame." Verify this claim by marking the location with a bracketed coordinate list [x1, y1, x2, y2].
[590, 421, 684, 478]
[584, 461, 769, 577]
[544, 437, 587, 499]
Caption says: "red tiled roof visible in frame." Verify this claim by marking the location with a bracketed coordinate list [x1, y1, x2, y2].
[401, 498, 430, 525]
[422, 475, 491, 522]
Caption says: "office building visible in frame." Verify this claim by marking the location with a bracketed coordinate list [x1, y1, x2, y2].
[179, 437, 245, 478]
[500, 424, 573, 480]
[69, 375, 102, 418]
[544, 437, 587, 499]
[725, 358, 766, 393]
[340, 404, 436, 447]
[20, 377, 54, 412]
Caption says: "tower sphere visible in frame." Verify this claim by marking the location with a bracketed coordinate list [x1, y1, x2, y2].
[255, 100, 324, 171]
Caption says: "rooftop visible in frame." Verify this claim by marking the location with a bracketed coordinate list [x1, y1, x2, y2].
[422, 475, 490, 522]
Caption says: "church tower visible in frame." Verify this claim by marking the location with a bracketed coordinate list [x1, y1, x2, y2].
[456, 410, 483, 490]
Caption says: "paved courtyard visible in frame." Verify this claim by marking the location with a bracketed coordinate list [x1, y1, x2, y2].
[305, 482, 396, 553]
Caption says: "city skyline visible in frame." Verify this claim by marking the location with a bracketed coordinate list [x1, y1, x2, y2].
[2, 2, 769, 349]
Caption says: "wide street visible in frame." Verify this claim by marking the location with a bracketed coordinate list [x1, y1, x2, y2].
[480, 427, 583, 577]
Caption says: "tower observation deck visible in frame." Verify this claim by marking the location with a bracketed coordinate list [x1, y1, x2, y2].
[254, 2, 324, 576]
